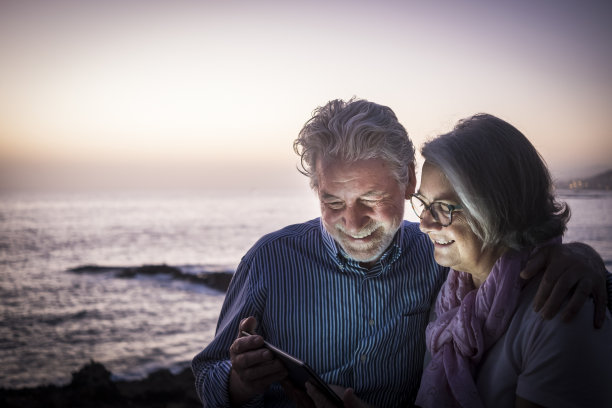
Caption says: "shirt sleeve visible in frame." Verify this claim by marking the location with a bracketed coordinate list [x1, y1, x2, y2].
[516, 299, 612, 408]
[191, 258, 265, 408]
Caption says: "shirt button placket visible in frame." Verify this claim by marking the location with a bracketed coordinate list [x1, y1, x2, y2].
[358, 275, 370, 368]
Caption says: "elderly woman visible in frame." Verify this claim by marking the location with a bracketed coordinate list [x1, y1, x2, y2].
[413, 114, 612, 408]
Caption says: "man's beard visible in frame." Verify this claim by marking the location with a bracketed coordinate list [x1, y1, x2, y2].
[333, 220, 399, 264]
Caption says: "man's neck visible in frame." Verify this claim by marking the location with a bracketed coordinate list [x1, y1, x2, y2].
[360, 259, 379, 270]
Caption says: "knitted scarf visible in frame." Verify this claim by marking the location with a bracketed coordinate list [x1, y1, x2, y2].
[415, 238, 559, 408]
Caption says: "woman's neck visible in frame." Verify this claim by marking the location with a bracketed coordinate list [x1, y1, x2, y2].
[467, 246, 507, 288]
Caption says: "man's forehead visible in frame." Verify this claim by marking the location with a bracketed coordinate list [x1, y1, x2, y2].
[315, 158, 403, 197]
[316, 157, 391, 176]
[317, 171, 391, 191]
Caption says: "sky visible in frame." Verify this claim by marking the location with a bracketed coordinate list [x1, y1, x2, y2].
[1, 0, 611, 191]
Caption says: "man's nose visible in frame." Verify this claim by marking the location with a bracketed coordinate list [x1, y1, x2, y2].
[343, 204, 369, 231]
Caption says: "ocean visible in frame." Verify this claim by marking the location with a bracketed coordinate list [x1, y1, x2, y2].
[1, 188, 611, 389]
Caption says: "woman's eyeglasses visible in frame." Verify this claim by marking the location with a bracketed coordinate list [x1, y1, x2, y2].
[410, 194, 463, 227]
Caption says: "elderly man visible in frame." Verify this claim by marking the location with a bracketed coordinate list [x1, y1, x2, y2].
[192, 98, 609, 407]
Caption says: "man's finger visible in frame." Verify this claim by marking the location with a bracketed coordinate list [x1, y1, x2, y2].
[565, 277, 607, 329]
[230, 333, 266, 358]
[560, 279, 592, 322]
[539, 271, 574, 319]
[239, 316, 259, 336]
[233, 346, 273, 367]
[305, 382, 331, 408]
[343, 388, 364, 408]
[532, 270, 561, 313]
[520, 247, 550, 280]
[235, 355, 286, 382]
[286, 380, 316, 408]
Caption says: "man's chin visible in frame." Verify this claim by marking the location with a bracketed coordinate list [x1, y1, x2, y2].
[341, 232, 400, 264]
[342, 244, 384, 264]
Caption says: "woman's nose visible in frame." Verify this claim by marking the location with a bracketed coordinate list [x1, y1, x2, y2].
[418, 209, 441, 234]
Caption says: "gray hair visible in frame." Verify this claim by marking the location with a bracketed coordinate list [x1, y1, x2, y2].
[293, 98, 415, 189]
[421, 113, 570, 251]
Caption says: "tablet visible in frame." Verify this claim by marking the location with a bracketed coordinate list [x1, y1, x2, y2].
[241, 331, 343, 407]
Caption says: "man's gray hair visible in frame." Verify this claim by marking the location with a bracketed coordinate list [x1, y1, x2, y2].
[421, 113, 570, 250]
[293, 98, 415, 189]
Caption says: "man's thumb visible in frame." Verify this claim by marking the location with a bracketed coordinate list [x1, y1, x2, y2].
[239, 316, 258, 335]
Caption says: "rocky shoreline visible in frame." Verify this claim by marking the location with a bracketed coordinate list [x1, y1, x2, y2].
[68, 264, 233, 292]
[1, 264, 230, 407]
[0, 361, 202, 408]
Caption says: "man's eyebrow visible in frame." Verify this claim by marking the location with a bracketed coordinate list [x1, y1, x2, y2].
[361, 190, 387, 198]
[320, 190, 388, 202]
[320, 192, 340, 201]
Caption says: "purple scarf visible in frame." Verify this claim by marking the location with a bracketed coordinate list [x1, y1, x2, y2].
[415, 239, 560, 408]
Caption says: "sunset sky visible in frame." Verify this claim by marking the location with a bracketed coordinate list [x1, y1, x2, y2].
[1, 0, 611, 190]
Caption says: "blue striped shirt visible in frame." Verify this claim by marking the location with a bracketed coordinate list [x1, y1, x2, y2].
[192, 218, 447, 407]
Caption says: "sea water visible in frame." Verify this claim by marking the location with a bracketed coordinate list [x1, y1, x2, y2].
[0, 188, 610, 388]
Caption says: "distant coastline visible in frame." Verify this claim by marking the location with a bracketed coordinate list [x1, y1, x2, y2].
[556, 169, 612, 191]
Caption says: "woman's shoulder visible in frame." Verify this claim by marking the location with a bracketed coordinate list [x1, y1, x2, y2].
[478, 276, 612, 407]
[509, 276, 611, 342]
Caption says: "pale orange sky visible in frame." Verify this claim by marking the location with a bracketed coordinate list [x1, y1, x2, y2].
[1, 0, 611, 190]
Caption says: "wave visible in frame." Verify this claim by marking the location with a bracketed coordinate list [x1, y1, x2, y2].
[68, 264, 233, 292]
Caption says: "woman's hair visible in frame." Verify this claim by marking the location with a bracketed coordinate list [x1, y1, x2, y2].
[421, 113, 570, 250]
[293, 97, 415, 189]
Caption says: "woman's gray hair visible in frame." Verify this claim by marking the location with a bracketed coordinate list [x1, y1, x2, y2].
[293, 98, 415, 189]
[421, 113, 570, 250]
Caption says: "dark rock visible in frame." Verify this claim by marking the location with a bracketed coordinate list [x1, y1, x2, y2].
[69, 360, 120, 402]
[0, 361, 202, 408]
[68, 265, 123, 274]
[190, 272, 233, 292]
[68, 264, 233, 292]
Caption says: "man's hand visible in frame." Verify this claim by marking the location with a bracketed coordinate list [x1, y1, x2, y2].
[306, 383, 374, 408]
[521, 242, 607, 328]
[282, 380, 316, 408]
[228, 316, 288, 406]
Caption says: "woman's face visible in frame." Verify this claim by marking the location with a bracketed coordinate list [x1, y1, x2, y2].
[417, 162, 498, 284]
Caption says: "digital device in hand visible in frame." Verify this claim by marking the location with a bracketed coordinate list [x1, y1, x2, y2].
[241, 331, 343, 407]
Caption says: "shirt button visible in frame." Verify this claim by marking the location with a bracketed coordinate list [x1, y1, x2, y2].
[360, 354, 367, 362]
[368, 319, 375, 326]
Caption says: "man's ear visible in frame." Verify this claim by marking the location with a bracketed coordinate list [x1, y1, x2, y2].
[405, 162, 417, 199]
